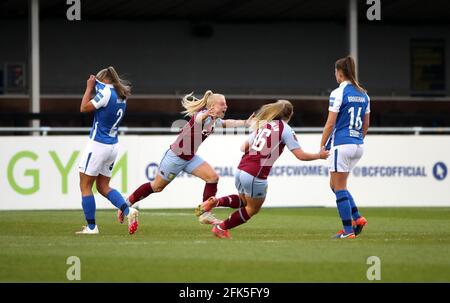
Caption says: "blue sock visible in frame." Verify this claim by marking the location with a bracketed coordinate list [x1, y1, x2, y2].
[82, 195, 96, 230]
[347, 191, 361, 220]
[335, 190, 353, 234]
[107, 189, 130, 216]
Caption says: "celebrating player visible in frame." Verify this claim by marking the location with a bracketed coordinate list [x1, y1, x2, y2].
[320, 56, 370, 239]
[117, 90, 253, 223]
[77, 66, 139, 235]
[195, 100, 329, 239]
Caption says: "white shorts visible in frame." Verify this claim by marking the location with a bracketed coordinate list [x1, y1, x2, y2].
[328, 144, 364, 173]
[78, 140, 119, 177]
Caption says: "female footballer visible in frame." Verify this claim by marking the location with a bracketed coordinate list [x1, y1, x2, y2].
[320, 56, 370, 239]
[195, 100, 328, 239]
[77, 66, 139, 235]
[118, 91, 253, 223]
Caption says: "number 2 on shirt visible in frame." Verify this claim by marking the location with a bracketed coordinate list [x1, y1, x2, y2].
[109, 108, 124, 137]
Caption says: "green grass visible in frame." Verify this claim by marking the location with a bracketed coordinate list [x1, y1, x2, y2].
[1, 207, 450, 282]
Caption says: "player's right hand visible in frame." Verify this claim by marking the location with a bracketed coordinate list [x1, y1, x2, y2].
[86, 75, 96, 90]
[206, 107, 218, 119]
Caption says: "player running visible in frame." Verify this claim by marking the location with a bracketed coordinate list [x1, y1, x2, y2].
[320, 56, 370, 239]
[117, 90, 253, 223]
[76, 66, 139, 235]
[195, 100, 328, 239]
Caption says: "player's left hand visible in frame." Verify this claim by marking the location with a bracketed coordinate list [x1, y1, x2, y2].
[245, 112, 255, 127]
[319, 146, 329, 159]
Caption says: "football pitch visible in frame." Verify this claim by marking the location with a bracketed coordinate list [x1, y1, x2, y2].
[1, 207, 449, 282]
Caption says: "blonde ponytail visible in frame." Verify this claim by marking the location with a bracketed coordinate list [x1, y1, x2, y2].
[96, 66, 131, 99]
[252, 100, 293, 129]
[181, 90, 215, 117]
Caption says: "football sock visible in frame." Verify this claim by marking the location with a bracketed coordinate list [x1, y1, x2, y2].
[107, 189, 129, 216]
[203, 182, 218, 202]
[128, 182, 153, 204]
[220, 207, 250, 230]
[216, 194, 242, 208]
[125, 197, 131, 207]
[81, 195, 96, 230]
[335, 190, 353, 234]
[347, 190, 361, 220]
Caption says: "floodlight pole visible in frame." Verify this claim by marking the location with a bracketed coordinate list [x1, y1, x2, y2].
[30, 0, 40, 135]
[348, 0, 358, 75]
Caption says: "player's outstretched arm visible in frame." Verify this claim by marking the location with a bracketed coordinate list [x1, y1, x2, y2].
[80, 75, 96, 113]
[291, 147, 329, 161]
[223, 112, 255, 128]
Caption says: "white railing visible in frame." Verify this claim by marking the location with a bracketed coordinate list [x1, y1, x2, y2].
[1, 126, 450, 135]
[2, 94, 450, 102]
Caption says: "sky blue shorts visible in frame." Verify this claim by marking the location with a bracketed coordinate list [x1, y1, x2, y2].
[235, 169, 268, 199]
[158, 148, 205, 182]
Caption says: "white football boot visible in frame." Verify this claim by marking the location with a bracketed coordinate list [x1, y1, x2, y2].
[75, 225, 99, 235]
[198, 211, 223, 225]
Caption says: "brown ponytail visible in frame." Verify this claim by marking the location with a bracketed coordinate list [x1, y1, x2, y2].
[96, 66, 131, 99]
[335, 56, 366, 93]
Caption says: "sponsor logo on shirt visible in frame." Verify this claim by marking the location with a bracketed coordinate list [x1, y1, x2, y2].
[348, 96, 366, 103]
